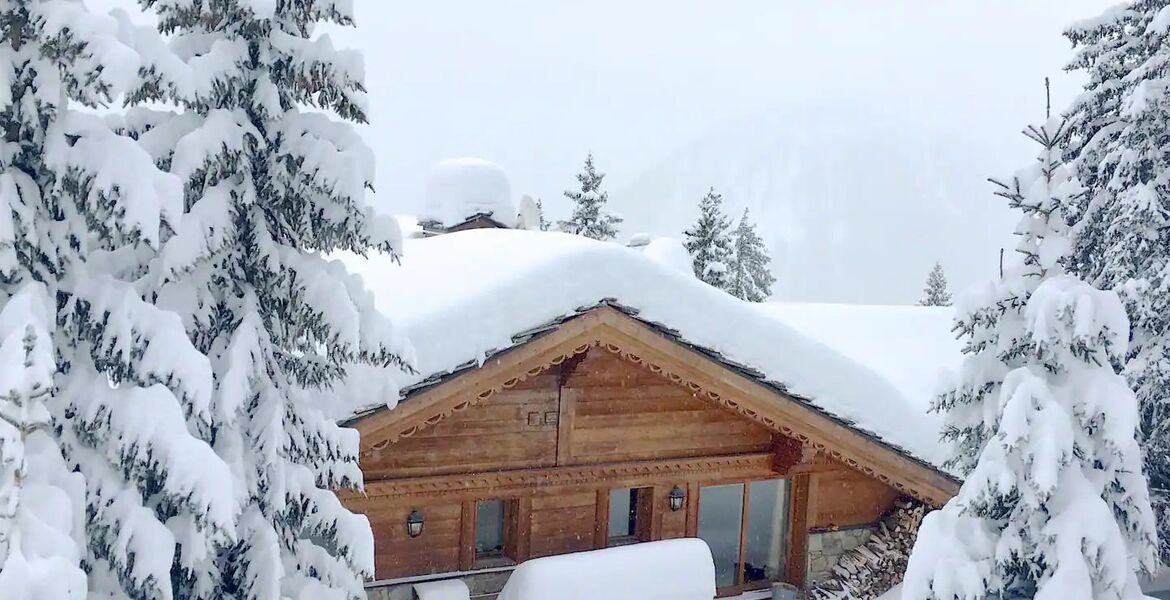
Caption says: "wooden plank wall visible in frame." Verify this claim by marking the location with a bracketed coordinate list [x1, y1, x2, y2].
[529, 491, 596, 558]
[808, 469, 901, 530]
[361, 373, 559, 480]
[564, 352, 775, 464]
[363, 498, 464, 579]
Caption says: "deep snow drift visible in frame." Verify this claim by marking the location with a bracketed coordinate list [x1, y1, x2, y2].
[336, 229, 957, 470]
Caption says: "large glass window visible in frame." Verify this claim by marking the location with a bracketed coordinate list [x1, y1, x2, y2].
[744, 479, 791, 583]
[698, 479, 792, 590]
[475, 500, 505, 558]
[698, 483, 745, 588]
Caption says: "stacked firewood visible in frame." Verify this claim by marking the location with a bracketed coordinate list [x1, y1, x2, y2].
[806, 499, 928, 599]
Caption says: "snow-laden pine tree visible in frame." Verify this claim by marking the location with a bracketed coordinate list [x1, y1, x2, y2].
[727, 207, 775, 302]
[535, 197, 551, 231]
[558, 154, 622, 240]
[1064, 0, 1170, 561]
[0, 2, 238, 597]
[0, 284, 85, 599]
[918, 262, 952, 306]
[123, 1, 411, 598]
[903, 117, 1159, 599]
[683, 187, 734, 290]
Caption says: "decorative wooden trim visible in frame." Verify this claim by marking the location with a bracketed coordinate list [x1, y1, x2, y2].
[355, 453, 777, 501]
[458, 501, 475, 570]
[354, 306, 959, 506]
[786, 474, 811, 588]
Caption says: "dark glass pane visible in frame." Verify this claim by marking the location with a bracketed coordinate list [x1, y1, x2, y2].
[475, 500, 505, 556]
[745, 479, 790, 583]
[698, 484, 744, 588]
[608, 488, 633, 539]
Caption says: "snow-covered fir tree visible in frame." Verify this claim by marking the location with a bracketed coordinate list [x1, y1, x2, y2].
[683, 187, 734, 290]
[1064, 1, 1170, 561]
[558, 154, 622, 240]
[918, 262, 952, 306]
[903, 116, 1159, 599]
[0, 284, 85, 599]
[517, 195, 549, 231]
[535, 198, 551, 231]
[727, 207, 775, 302]
[119, 1, 411, 598]
[0, 2, 238, 597]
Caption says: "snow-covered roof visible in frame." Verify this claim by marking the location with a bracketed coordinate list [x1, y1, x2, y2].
[757, 303, 960, 419]
[336, 229, 961, 472]
[420, 158, 515, 228]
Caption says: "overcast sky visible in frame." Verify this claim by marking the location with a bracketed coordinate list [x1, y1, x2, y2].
[90, 0, 1116, 303]
[343, 1, 1114, 303]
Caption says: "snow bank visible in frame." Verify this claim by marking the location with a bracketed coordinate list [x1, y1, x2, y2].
[757, 303, 960, 414]
[413, 578, 470, 600]
[632, 235, 693, 276]
[336, 229, 950, 470]
[420, 158, 514, 228]
[496, 539, 715, 600]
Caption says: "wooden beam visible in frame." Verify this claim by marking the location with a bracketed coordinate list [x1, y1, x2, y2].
[458, 500, 475, 570]
[556, 388, 577, 466]
[593, 489, 609, 549]
[685, 481, 700, 538]
[786, 474, 811, 588]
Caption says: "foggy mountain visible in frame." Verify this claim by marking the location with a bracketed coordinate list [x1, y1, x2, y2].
[610, 104, 1021, 305]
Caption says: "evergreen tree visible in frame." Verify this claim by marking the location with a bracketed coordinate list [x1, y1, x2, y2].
[123, 1, 410, 598]
[558, 154, 622, 240]
[683, 187, 734, 290]
[904, 116, 1158, 599]
[0, 2, 232, 597]
[536, 198, 551, 231]
[727, 208, 775, 302]
[918, 262, 953, 306]
[517, 195, 549, 231]
[1065, 1, 1170, 560]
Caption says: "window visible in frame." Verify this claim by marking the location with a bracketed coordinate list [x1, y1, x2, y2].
[607, 487, 650, 545]
[475, 500, 506, 559]
[697, 479, 792, 590]
[744, 479, 790, 583]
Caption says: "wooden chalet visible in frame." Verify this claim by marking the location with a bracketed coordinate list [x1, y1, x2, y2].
[338, 238, 962, 600]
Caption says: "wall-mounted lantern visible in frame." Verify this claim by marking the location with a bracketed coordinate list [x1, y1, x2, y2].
[406, 510, 425, 538]
[668, 486, 686, 512]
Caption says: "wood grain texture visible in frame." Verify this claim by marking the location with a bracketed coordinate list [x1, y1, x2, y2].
[809, 469, 901, 530]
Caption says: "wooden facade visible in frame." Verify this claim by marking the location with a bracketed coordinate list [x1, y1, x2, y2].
[342, 306, 959, 596]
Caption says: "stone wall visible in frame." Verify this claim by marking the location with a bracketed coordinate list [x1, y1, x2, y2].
[806, 526, 875, 585]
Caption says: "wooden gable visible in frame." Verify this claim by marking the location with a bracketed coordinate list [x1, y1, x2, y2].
[352, 305, 959, 506]
[359, 350, 778, 482]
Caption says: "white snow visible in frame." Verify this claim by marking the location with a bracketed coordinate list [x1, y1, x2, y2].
[413, 579, 470, 600]
[756, 303, 961, 415]
[632, 235, 694, 277]
[337, 229, 952, 470]
[496, 538, 715, 600]
[420, 158, 514, 228]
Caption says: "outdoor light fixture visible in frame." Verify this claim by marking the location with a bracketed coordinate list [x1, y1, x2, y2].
[668, 486, 685, 511]
[406, 510, 424, 538]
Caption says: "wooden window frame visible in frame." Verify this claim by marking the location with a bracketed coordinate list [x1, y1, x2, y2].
[597, 486, 655, 548]
[697, 477, 799, 598]
[461, 497, 521, 571]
